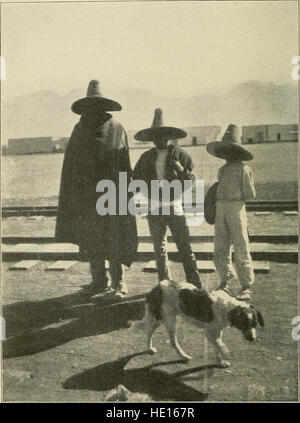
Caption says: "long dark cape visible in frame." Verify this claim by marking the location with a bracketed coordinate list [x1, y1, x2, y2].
[55, 115, 138, 267]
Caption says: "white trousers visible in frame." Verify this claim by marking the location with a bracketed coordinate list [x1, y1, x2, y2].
[214, 200, 254, 289]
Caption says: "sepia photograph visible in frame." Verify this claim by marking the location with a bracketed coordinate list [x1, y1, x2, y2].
[0, 0, 299, 403]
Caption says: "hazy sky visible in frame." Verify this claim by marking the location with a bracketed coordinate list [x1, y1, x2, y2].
[2, 1, 298, 100]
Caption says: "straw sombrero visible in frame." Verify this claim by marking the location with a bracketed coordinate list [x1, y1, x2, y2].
[71, 80, 122, 115]
[206, 124, 253, 161]
[134, 108, 187, 142]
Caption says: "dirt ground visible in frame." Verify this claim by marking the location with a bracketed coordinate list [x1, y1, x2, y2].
[2, 257, 298, 402]
[2, 212, 298, 237]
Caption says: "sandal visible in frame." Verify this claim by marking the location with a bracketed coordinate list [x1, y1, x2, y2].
[113, 281, 128, 298]
[218, 286, 233, 296]
[236, 289, 252, 301]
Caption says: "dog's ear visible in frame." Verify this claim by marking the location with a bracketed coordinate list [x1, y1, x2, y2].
[250, 305, 264, 327]
[256, 310, 264, 327]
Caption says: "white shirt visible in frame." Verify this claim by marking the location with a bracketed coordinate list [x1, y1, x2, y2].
[153, 148, 184, 215]
[216, 161, 256, 201]
[134, 148, 185, 216]
[155, 149, 168, 180]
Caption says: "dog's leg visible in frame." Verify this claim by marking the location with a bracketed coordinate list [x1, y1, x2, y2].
[205, 328, 231, 368]
[161, 310, 192, 361]
[144, 306, 161, 355]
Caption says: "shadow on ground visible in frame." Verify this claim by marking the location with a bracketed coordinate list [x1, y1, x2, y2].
[3, 291, 145, 358]
[63, 352, 215, 401]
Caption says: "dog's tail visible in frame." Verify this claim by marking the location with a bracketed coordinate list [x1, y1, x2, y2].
[128, 283, 163, 331]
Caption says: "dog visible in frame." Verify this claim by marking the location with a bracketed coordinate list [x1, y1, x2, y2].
[141, 280, 264, 368]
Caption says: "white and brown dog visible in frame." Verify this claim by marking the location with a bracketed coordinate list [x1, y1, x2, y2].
[142, 280, 264, 368]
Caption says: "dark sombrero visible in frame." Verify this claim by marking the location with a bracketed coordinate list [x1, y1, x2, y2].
[206, 124, 253, 161]
[134, 108, 187, 142]
[71, 80, 122, 115]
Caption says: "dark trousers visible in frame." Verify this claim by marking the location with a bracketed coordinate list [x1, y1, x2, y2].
[86, 246, 124, 288]
[147, 214, 201, 288]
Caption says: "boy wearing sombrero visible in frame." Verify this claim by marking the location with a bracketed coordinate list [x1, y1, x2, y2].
[206, 124, 256, 301]
[133, 108, 202, 288]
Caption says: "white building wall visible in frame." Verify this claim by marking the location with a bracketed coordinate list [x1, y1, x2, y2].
[267, 124, 298, 142]
[183, 126, 222, 145]
[242, 124, 298, 144]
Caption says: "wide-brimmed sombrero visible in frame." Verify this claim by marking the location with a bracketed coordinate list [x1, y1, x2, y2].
[206, 124, 253, 161]
[134, 108, 187, 142]
[71, 80, 122, 115]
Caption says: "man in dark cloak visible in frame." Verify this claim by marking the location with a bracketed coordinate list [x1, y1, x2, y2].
[55, 80, 137, 297]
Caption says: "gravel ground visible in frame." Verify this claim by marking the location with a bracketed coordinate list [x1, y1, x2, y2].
[1, 203, 298, 402]
[2, 259, 298, 402]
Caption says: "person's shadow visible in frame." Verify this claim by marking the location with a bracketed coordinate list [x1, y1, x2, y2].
[63, 352, 216, 401]
[3, 290, 145, 358]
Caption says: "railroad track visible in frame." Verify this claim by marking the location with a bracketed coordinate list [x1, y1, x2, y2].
[1, 234, 298, 244]
[1, 242, 298, 263]
[2, 200, 298, 217]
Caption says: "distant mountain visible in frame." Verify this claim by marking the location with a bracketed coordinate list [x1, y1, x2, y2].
[2, 81, 297, 144]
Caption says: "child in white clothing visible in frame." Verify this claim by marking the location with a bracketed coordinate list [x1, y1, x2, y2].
[206, 124, 256, 301]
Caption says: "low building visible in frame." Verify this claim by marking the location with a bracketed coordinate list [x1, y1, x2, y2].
[7, 137, 54, 155]
[183, 126, 222, 145]
[242, 124, 298, 144]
